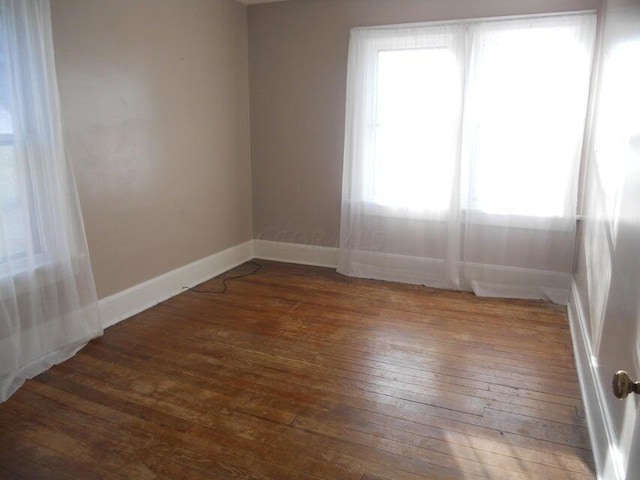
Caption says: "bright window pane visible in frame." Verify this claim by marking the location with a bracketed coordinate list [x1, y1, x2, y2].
[371, 48, 459, 211]
[0, 40, 23, 260]
[0, 42, 11, 135]
[0, 145, 26, 259]
[466, 27, 590, 217]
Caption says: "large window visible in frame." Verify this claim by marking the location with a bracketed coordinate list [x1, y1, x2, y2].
[462, 22, 593, 218]
[0, 38, 45, 265]
[373, 47, 459, 211]
[0, 44, 22, 261]
[0, 31, 45, 267]
[348, 14, 596, 220]
[339, 13, 596, 303]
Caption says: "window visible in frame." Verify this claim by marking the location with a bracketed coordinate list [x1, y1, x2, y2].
[347, 14, 596, 221]
[462, 23, 593, 218]
[373, 47, 459, 211]
[0, 44, 23, 261]
[0, 33, 43, 265]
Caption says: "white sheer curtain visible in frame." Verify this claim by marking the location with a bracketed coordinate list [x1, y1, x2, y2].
[339, 13, 597, 304]
[0, 0, 102, 402]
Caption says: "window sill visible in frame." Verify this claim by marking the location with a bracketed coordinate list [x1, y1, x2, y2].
[349, 200, 578, 231]
[0, 254, 82, 298]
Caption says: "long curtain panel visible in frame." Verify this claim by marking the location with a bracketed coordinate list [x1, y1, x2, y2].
[0, 0, 102, 402]
[338, 13, 597, 304]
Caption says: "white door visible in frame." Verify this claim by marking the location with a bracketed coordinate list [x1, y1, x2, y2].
[588, 0, 640, 477]
[595, 158, 640, 477]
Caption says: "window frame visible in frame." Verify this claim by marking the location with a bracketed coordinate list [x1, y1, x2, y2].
[352, 27, 465, 222]
[347, 12, 596, 230]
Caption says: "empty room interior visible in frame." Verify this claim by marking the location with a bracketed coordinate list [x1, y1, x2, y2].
[1, 0, 640, 479]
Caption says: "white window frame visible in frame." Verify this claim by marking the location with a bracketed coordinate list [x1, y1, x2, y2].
[347, 11, 596, 231]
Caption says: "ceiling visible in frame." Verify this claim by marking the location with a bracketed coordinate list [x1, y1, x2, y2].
[236, 0, 289, 4]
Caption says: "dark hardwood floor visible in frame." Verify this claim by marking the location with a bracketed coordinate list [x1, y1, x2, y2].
[0, 260, 594, 479]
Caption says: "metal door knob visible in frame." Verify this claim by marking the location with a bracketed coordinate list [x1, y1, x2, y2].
[612, 370, 640, 399]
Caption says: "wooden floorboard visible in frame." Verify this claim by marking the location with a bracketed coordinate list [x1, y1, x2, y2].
[0, 260, 595, 479]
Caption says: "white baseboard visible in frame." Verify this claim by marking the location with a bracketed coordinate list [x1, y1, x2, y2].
[253, 239, 338, 268]
[98, 239, 336, 330]
[98, 240, 254, 329]
[568, 280, 622, 480]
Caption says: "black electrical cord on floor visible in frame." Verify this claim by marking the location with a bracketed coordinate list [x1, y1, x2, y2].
[182, 260, 262, 294]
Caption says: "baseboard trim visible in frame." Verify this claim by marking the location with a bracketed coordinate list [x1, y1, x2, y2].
[253, 240, 338, 268]
[568, 279, 622, 480]
[98, 240, 254, 329]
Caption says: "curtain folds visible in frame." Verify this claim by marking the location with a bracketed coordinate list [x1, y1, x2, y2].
[338, 13, 597, 304]
[0, 0, 102, 402]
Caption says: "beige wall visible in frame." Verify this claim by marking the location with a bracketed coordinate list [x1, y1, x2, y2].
[248, 0, 601, 247]
[51, 0, 252, 298]
[47, 0, 602, 297]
